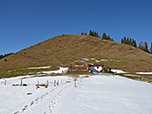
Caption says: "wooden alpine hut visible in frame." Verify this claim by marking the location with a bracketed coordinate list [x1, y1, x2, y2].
[68, 60, 89, 72]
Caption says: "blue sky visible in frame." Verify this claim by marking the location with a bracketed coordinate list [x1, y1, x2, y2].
[0, 0, 152, 54]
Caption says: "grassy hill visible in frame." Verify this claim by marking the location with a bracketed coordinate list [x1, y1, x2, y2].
[0, 35, 152, 78]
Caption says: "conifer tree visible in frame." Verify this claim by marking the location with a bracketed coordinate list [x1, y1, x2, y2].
[96, 32, 99, 38]
[121, 38, 123, 43]
[127, 37, 130, 44]
[138, 41, 143, 50]
[144, 42, 149, 53]
[92, 31, 95, 37]
[89, 30, 93, 36]
[129, 38, 131, 45]
[135, 40, 137, 47]
[94, 32, 97, 37]
[133, 39, 137, 47]
[138, 41, 145, 51]
[102, 33, 107, 40]
[150, 42, 152, 54]
[130, 38, 135, 46]
[107, 35, 110, 40]
[124, 37, 127, 44]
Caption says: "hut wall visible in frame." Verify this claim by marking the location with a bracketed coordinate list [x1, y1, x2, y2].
[69, 61, 89, 72]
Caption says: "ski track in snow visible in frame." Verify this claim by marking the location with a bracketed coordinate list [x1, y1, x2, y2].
[14, 84, 68, 114]
[14, 78, 73, 114]
[0, 76, 73, 114]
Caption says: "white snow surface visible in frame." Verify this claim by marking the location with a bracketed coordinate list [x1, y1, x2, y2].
[39, 67, 68, 74]
[111, 69, 126, 73]
[100, 59, 108, 61]
[27, 66, 51, 69]
[95, 60, 100, 63]
[136, 72, 152, 75]
[0, 75, 152, 114]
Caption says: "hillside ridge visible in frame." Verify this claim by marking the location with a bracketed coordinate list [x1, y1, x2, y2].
[0, 34, 152, 77]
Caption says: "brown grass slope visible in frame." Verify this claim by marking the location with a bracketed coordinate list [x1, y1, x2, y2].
[0, 35, 152, 77]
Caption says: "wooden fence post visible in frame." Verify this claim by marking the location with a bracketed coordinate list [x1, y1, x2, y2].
[47, 80, 49, 86]
[74, 77, 77, 87]
[5, 80, 6, 86]
[38, 81, 39, 85]
[20, 79, 23, 86]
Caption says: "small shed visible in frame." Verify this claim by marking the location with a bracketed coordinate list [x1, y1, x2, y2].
[68, 60, 89, 72]
[93, 63, 104, 72]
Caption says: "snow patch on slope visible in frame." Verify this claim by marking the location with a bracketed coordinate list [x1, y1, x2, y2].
[136, 72, 152, 75]
[39, 67, 68, 74]
[27, 66, 51, 69]
[111, 69, 126, 73]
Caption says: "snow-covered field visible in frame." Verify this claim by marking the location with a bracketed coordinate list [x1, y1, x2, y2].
[0, 74, 152, 114]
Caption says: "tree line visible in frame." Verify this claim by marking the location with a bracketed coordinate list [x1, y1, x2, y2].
[151, 43, 152, 54]
[81, 30, 114, 41]
[121, 37, 152, 54]
[138, 41, 151, 53]
[80, 30, 152, 54]
[0, 53, 14, 59]
[121, 37, 137, 47]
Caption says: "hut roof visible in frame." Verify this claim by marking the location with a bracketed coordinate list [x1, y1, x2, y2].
[93, 63, 104, 66]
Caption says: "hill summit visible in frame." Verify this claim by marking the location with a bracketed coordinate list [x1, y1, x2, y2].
[0, 35, 152, 77]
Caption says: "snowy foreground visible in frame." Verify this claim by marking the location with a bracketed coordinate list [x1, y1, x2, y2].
[0, 74, 152, 114]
